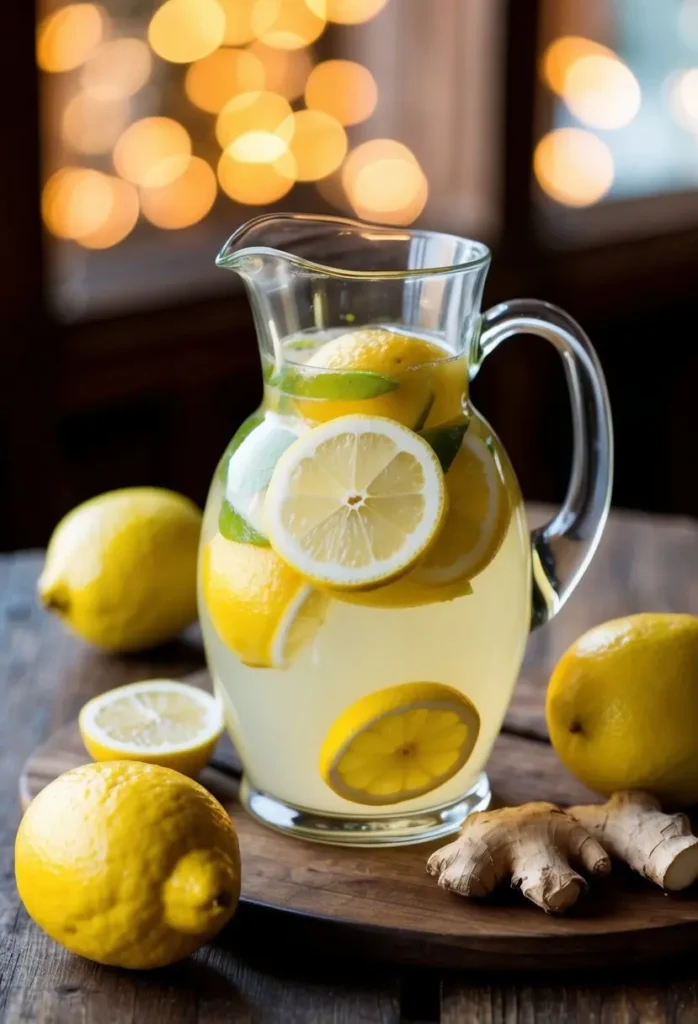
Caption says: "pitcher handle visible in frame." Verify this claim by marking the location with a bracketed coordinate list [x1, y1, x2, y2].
[474, 299, 613, 629]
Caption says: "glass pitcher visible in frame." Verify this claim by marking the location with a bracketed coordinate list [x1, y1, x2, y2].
[199, 214, 612, 847]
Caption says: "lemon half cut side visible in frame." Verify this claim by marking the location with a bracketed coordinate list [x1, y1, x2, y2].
[264, 414, 447, 590]
[319, 682, 481, 805]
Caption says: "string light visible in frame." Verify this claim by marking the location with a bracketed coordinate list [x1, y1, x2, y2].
[248, 40, 313, 102]
[185, 48, 265, 114]
[216, 91, 294, 151]
[219, 0, 257, 45]
[80, 39, 153, 100]
[343, 139, 427, 224]
[251, 0, 326, 50]
[541, 36, 614, 97]
[217, 150, 296, 204]
[306, 0, 388, 25]
[42, 167, 114, 240]
[668, 69, 698, 132]
[79, 178, 139, 248]
[148, 0, 225, 64]
[140, 157, 217, 229]
[534, 128, 614, 207]
[114, 117, 192, 188]
[289, 110, 347, 181]
[563, 54, 640, 130]
[62, 92, 129, 155]
[37, 4, 106, 73]
[305, 60, 377, 126]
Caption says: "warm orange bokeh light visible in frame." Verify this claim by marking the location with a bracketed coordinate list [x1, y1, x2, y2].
[219, 0, 257, 45]
[305, 60, 377, 126]
[314, 168, 349, 211]
[541, 36, 615, 96]
[62, 93, 129, 155]
[217, 150, 296, 204]
[114, 117, 192, 188]
[249, 40, 313, 102]
[185, 47, 265, 113]
[37, 4, 106, 73]
[216, 91, 294, 151]
[140, 156, 217, 229]
[563, 55, 640, 130]
[669, 69, 698, 132]
[42, 167, 114, 240]
[306, 0, 388, 24]
[251, 0, 326, 50]
[534, 128, 614, 207]
[79, 177, 139, 249]
[81, 39, 153, 100]
[148, 0, 225, 63]
[289, 110, 347, 181]
[343, 140, 427, 225]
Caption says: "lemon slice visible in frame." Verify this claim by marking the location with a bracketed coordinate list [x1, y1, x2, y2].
[413, 426, 510, 587]
[264, 415, 447, 589]
[78, 680, 224, 777]
[319, 682, 481, 805]
[201, 535, 330, 668]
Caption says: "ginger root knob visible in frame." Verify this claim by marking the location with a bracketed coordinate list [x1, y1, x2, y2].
[427, 802, 610, 913]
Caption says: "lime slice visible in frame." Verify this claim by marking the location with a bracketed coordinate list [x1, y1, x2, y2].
[270, 367, 399, 401]
[219, 500, 269, 546]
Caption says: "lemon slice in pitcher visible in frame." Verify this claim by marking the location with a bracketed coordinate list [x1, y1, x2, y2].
[79, 679, 224, 777]
[264, 415, 446, 589]
[319, 682, 481, 805]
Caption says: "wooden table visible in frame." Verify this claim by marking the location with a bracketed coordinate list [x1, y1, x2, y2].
[3, 507, 698, 1023]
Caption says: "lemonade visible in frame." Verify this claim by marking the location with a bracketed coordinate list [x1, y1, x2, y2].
[199, 326, 531, 843]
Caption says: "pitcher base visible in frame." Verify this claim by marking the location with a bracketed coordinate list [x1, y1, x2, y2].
[240, 774, 491, 847]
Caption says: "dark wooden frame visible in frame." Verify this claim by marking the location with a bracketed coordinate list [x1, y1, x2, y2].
[3, 0, 698, 548]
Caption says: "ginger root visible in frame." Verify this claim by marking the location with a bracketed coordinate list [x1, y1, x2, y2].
[427, 802, 610, 913]
[569, 790, 698, 891]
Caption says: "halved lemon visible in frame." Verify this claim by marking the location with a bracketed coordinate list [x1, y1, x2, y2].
[319, 682, 480, 805]
[201, 534, 330, 668]
[412, 423, 510, 587]
[264, 415, 447, 589]
[78, 679, 224, 777]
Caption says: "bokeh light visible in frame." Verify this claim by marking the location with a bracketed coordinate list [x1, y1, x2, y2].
[140, 156, 217, 229]
[62, 92, 129, 155]
[114, 117, 192, 188]
[541, 36, 614, 97]
[42, 167, 114, 240]
[249, 40, 313, 102]
[185, 48, 265, 114]
[80, 39, 153, 100]
[306, 0, 388, 24]
[216, 91, 294, 151]
[217, 149, 296, 204]
[251, 0, 326, 50]
[534, 128, 614, 207]
[305, 60, 377, 126]
[563, 55, 640, 130]
[314, 168, 349, 211]
[148, 0, 225, 64]
[668, 69, 698, 132]
[289, 110, 347, 181]
[37, 4, 106, 73]
[343, 139, 427, 225]
[79, 177, 139, 248]
[219, 0, 257, 45]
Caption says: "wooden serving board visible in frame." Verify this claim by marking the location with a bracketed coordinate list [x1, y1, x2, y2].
[19, 716, 698, 972]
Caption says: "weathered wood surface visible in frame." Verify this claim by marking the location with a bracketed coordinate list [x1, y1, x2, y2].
[4, 506, 698, 1020]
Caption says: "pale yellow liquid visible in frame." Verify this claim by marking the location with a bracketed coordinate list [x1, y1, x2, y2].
[199, 380, 531, 816]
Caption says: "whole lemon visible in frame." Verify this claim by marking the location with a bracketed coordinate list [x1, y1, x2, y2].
[38, 488, 202, 652]
[15, 761, 240, 969]
[546, 613, 698, 805]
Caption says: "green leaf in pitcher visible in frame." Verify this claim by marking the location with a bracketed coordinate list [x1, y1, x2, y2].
[420, 422, 468, 473]
[270, 367, 399, 401]
[219, 500, 269, 546]
[412, 393, 435, 432]
[216, 411, 264, 485]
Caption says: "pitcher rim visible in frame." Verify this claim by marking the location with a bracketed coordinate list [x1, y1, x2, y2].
[216, 213, 492, 280]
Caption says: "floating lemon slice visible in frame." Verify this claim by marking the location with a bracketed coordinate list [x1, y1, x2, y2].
[413, 426, 510, 587]
[201, 534, 330, 668]
[319, 682, 481, 805]
[264, 415, 447, 589]
[78, 679, 224, 777]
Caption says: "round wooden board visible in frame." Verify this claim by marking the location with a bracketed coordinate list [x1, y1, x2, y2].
[19, 721, 698, 973]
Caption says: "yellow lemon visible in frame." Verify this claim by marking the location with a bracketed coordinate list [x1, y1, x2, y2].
[546, 613, 698, 805]
[412, 419, 510, 587]
[335, 571, 473, 610]
[15, 761, 240, 969]
[79, 680, 224, 777]
[320, 682, 480, 805]
[38, 488, 202, 652]
[297, 327, 466, 428]
[264, 414, 446, 590]
[201, 533, 330, 668]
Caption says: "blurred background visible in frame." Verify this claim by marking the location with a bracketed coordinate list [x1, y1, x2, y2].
[3, 0, 698, 550]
